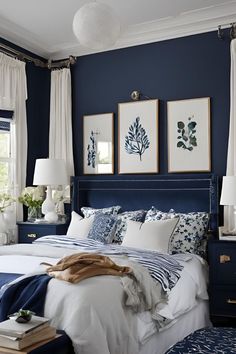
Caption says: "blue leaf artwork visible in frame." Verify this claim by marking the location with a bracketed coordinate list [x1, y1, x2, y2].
[177, 116, 197, 151]
[125, 117, 150, 161]
[87, 130, 96, 168]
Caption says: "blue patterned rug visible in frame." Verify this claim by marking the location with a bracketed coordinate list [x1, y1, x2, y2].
[165, 327, 236, 353]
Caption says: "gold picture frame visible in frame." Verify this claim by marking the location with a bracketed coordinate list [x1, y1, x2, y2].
[167, 97, 211, 173]
[118, 99, 159, 174]
[83, 113, 114, 175]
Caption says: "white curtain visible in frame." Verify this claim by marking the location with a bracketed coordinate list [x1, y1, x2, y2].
[49, 68, 74, 181]
[0, 53, 28, 222]
[225, 39, 236, 230]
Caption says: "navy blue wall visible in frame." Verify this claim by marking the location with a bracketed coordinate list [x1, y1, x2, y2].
[0, 38, 51, 185]
[1, 29, 231, 183]
[72, 31, 230, 177]
[26, 63, 50, 185]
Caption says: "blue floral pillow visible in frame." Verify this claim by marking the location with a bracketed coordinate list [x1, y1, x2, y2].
[145, 206, 209, 256]
[145, 207, 172, 222]
[81, 205, 121, 218]
[87, 213, 117, 244]
[169, 211, 209, 256]
[113, 210, 146, 244]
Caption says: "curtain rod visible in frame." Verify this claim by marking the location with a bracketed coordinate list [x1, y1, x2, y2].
[218, 22, 236, 39]
[0, 42, 76, 69]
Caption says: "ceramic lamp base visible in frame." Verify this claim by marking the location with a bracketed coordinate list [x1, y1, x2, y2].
[44, 211, 58, 223]
[42, 186, 58, 223]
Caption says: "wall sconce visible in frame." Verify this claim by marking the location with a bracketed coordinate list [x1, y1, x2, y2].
[130, 90, 151, 101]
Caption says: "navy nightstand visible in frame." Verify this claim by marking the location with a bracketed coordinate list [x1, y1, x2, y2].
[208, 239, 236, 325]
[17, 222, 68, 244]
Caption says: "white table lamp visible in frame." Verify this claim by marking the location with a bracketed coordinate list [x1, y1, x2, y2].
[33, 158, 67, 222]
[220, 176, 236, 233]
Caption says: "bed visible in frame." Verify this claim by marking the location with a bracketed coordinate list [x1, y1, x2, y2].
[0, 174, 218, 354]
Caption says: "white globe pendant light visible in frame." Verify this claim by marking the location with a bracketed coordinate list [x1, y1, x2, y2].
[72, 2, 121, 50]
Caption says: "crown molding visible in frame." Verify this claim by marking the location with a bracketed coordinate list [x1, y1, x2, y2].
[50, 2, 236, 59]
[0, 15, 51, 58]
[1, 1, 236, 60]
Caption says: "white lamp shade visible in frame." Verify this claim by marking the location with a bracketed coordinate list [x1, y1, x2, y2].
[220, 176, 236, 206]
[72, 2, 121, 50]
[33, 158, 67, 186]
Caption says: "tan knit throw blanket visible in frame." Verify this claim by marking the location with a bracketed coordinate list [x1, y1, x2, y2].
[45, 253, 132, 283]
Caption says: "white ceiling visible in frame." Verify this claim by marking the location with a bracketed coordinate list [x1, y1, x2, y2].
[0, 0, 236, 60]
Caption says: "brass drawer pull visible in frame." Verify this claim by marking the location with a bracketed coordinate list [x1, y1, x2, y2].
[227, 299, 236, 304]
[220, 255, 231, 263]
[27, 233, 37, 238]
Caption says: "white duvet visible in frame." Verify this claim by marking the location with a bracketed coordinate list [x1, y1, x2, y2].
[0, 242, 208, 354]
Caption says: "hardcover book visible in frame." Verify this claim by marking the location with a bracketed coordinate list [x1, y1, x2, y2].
[0, 316, 49, 339]
[0, 326, 56, 350]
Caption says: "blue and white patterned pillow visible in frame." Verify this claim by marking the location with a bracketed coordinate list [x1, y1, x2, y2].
[87, 213, 118, 244]
[170, 211, 209, 256]
[145, 207, 209, 256]
[145, 207, 172, 222]
[81, 205, 121, 218]
[113, 210, 146, 244]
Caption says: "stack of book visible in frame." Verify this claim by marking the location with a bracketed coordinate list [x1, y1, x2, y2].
[0, 315, 56, 350]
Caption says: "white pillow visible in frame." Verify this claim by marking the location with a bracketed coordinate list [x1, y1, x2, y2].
[122, 218, 179, 253]
[66, 211, 94, 239]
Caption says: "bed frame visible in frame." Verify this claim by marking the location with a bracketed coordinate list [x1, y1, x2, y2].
[71, 174, 219, 234]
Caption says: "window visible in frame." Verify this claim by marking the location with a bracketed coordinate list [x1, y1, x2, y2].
[97, 141, 112, 173]
[0, 110, 14, 193]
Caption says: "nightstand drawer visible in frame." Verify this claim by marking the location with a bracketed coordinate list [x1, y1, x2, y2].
[19, 227, 52, 243]
[209, 242, 236, 285]
[210, 287, 236, 317]
[17, 223, 68, 243]
[213, 261, 236, 285]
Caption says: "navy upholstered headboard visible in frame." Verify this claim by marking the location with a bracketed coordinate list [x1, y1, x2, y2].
[71, 174, 219, 234]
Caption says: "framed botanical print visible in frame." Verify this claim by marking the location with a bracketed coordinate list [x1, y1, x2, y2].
[83, 113, 114, 174]
[167, 97, 211, 173]
[118, 100, 158, 174]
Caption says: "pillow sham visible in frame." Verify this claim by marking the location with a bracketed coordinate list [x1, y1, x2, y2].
[145, 207, 172, 222]
[87, 213, 117, 244]
[145, 206, 209, 256]
[81, 205, 121, 218]
[122, 218, 179, 253]
[66, 211, 94, 239]
[170, 211, 209, 257]
[113, 210, 146, 244]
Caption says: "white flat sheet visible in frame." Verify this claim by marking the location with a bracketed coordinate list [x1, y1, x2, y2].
[140, 300, 211, 354]
[0, 255, 60, 273]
